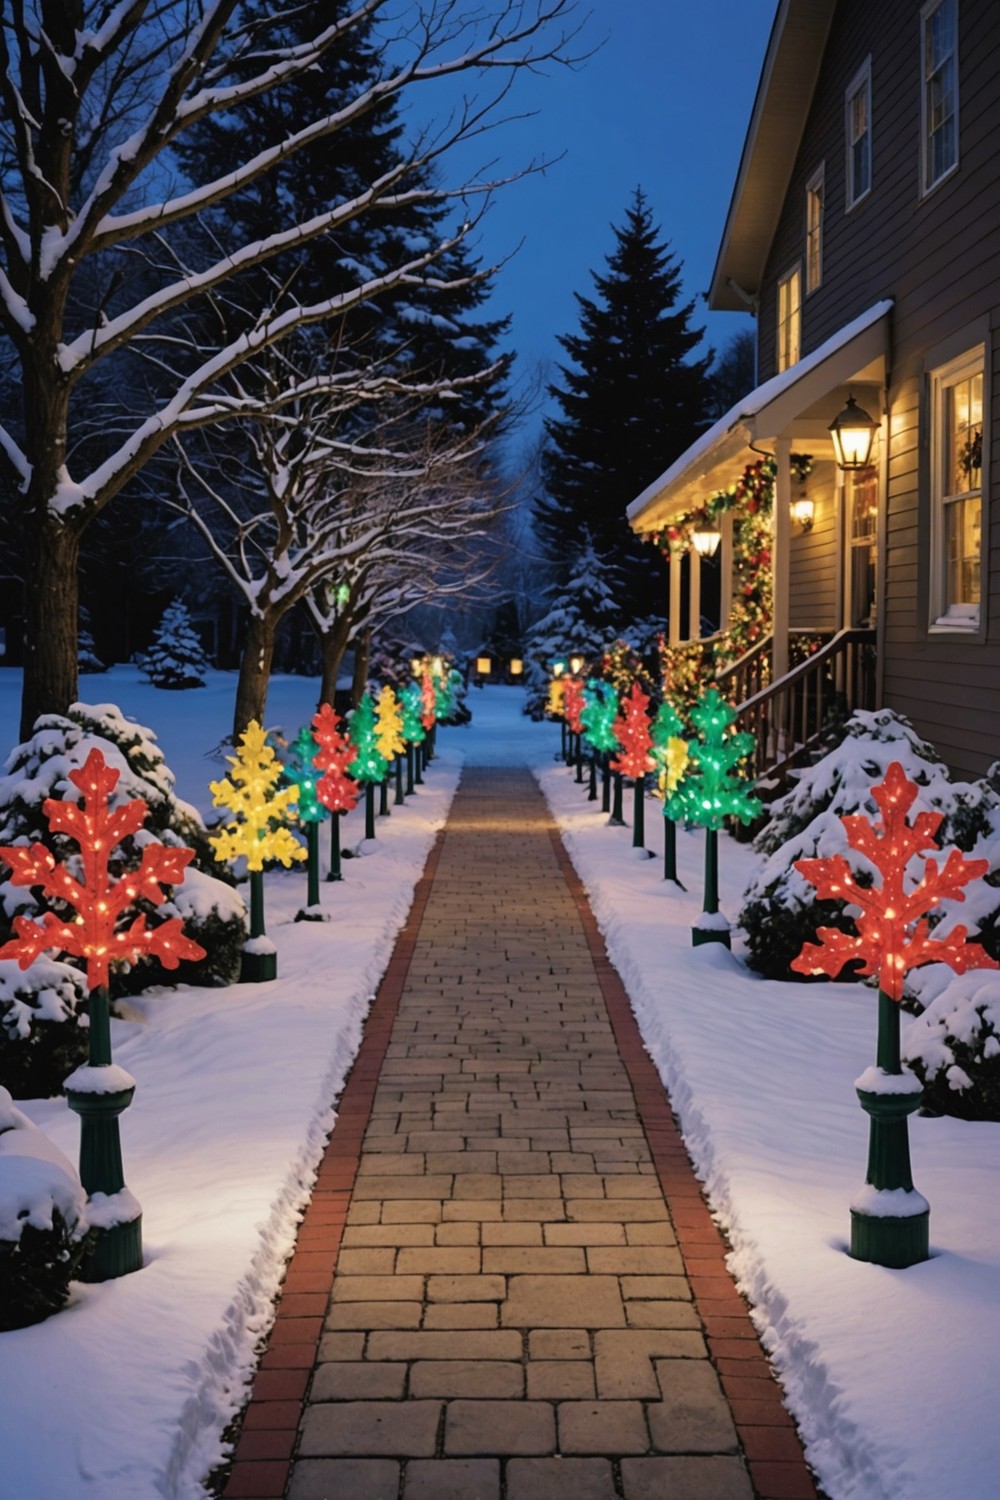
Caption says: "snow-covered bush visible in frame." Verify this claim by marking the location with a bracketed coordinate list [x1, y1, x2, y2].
[0, 704, 246, 1049]
[904, 967, 1000, 1121]
[739, 710, 996, 981]
[0, 1087, 95, 1330]
[0, 959, 89, 1100]
[137, 599, 210, 688]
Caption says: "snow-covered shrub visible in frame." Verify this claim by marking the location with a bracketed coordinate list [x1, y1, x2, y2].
[0, 1087, 95, 1329]
[904, 967, 1000, 1121]
[137, 599, 210, 688]
[0, 959, 89, 1099]
[0, 704, 246, 1035]
[739, 709, 995, 981]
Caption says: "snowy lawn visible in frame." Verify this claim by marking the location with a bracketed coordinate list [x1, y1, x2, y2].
[0, 674, 997, 1500]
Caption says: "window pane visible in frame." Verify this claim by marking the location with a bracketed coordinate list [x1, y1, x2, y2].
[945, 496, 981, 606]
[924, 0, 957, 188]
[946, 373, 983, 495]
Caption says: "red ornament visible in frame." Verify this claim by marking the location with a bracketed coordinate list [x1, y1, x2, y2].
[610, 682, 655, 779]
[0, 747, 205, 992]
[312, 703, 359, 813]
[563, 678, 586, 734]
[791, 761, 998, 1000]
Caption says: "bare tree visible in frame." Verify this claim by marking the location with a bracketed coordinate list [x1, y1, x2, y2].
[0, 0, 580, 737]
[174, 367, 506, 734]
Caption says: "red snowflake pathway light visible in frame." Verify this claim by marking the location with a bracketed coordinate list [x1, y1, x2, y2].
[0, 746, 206, 1281]
[791, 759, 997, 1268]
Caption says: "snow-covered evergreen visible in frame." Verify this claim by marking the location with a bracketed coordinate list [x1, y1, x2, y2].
[521, 537, 622, 718]
[137, 600, 210, 689]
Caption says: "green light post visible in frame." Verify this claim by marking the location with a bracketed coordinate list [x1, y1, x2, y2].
[401, 683, 426, 788]
[668, 687, 760, 946]
[348, 692, 388, 844]
[792, 760, 998, 1268]
[582, 681, 619, 813]
[283, 725, 329, 921]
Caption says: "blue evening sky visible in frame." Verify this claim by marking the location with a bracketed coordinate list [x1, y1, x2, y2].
[414, 0, 778, 439]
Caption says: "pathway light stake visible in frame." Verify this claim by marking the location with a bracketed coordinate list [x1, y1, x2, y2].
[282, 725, 331, 919]
[210, 720, 306, 979]
[420, 670, 438, 763]
[668, 687, 760, 946]
[548, 670, 568, 762]
[312, 703, 358, 882]
[612, 682, 656, 855]
[581, 681, 620, 811]
[563, 677, 586, 784]
[0, 748, 205, 1280]
[348, 692, 388, 843]
[394, 754, 405, 805]
[602, 752, 612, 814]
[791, 761, 997, 1267]
[400, 682, 426, 787]
[375, 687, 405, 820]
[651, 700, 690, 886]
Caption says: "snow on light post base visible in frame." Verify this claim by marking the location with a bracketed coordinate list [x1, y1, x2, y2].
[242, 870, 277, 981]
[0, 747, 205, 1280]
[850, 1009, 929, 1267]
[65, 1010, 141, 1282]
[792, 760, 997, 1268]
[692, 830, 729, 947]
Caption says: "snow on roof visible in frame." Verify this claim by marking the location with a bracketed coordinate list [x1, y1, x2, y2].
[627, 299, 893, 527]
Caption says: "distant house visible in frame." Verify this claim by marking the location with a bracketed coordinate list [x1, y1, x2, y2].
[627, 0, 997, 780]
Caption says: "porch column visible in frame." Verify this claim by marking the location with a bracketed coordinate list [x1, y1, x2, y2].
[669, 551, 682, 646]
[720, 511, 734, 628]
[772, 437, 791, 681]
[688, 547, 701, 641]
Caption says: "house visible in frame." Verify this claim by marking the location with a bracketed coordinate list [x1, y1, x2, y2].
[627, 0, 997, 781]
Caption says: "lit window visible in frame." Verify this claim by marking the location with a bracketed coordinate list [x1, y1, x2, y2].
[845, 59, 872, 209]
[930, 346, 984, 629]
[806, 166, 824, 293]
[777, 266, 801, 373]
[922, 0, 958, 193]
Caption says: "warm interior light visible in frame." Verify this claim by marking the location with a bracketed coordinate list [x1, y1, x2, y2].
[551, 659, 567, 677]
[509, 658, 524, 676]
[410, 657, 423, 677]
[791, 496, 815, 530]
[691, 525, 721, 558]
[476, 656, 492, 674]
[829, 394, 879, 470]
[569, 654, 585, 675]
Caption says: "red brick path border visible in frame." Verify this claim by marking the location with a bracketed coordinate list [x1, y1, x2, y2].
[548, 827, 822, 1500]
[222, 782, 823, 1500]
[222, 829, 447, 1500]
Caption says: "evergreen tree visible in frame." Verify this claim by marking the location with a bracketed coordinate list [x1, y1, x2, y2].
[138, 600, 210, 689]
[521, 536, 622, 717]
[536, 188, 712, 622]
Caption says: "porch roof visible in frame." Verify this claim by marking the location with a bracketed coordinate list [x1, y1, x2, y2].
[626, 299, 892, 532]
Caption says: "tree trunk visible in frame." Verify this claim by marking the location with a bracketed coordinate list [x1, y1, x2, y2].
[20, 515, 82, 741]
[351, 627, 372, 706]
[319, 613, 353, 707]
[234, 612, 278, 739]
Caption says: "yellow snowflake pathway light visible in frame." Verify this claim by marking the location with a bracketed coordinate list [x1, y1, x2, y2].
[209, 719, 306, 982]
[375, 686, 407, 815]
[651, 699, 689, 886]
[0, 747, 206, 1281]
[791, 759, 998, 1267]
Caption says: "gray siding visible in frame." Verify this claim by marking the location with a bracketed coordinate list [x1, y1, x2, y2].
[758, 0, 1000, 778]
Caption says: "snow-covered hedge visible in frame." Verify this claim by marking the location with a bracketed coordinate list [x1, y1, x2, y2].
[0, 959, 89, 1100]
[0, 1087, 95, 1330]
[739, 709, 1000, 982]
[904, 967, 1000, 1121]
[0, 705, 247, 1095]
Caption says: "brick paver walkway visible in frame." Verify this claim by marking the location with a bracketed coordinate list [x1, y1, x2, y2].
[224, 768, 819, 1500]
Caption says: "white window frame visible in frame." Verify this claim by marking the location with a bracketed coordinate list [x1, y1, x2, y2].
[921, 0, 959, 196]
[845, 58, 872, 210]
[929, 343, 985, 631]
[805, 165, 824, 294]
[776, 264, 802, 373]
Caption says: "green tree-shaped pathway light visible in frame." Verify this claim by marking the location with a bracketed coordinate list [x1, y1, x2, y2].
[284, 725, 329, 919]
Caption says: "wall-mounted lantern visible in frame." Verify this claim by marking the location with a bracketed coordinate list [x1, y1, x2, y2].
[829, 394, 879, 471]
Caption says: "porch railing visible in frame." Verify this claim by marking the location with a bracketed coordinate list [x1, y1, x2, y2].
[736, 628, 877, 787]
